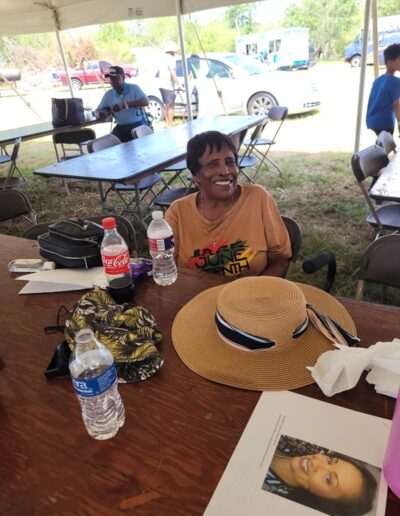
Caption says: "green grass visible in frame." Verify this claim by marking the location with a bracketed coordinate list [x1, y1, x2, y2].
[2, 139, 399, 307]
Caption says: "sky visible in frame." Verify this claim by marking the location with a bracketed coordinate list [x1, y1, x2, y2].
[192, 0, 298, 26]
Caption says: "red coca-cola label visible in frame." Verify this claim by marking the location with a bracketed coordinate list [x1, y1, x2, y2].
[101, 250, 130, 274]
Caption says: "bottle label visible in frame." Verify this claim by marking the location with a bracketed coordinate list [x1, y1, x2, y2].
[148, 235, 174, 252]
[72, 363, 117, 397]
[101, 249, 130, 274]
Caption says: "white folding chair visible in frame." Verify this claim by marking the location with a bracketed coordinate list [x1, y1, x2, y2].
[376, 131, 396, 156]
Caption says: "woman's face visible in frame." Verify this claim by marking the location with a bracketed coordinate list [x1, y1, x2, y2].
[196, 144, 238, 202]
[289, 454, 363, 501]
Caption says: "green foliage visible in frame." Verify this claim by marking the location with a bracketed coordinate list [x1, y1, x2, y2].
[1, 34, 61, 70]
[378, 0, 400, 17]
[283, 0, 361, 56]
[95, 22, 135, 63]
[185, 20, 237, 53]
[224, 4, 260, 35]
[130, 17, 179, 48]
[64, 36, 98, 68]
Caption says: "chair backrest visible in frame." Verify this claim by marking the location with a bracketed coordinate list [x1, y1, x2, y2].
[268, 106, 288, 122]
[376, 130, 396, 156]
[252, 119, 269, 140]
[281, 215, 302, 277]
[351, 145, 389, 182]
[0, 189, 36, 223]
[10, 137, 21, 162]
[131, 125, 153, 139]
[230, 129, 247, 150]
[88, 134, 121, 153]
[23, 215, 137, 254]
[355, 234, 400, 300]
[53, 129, 96, 145]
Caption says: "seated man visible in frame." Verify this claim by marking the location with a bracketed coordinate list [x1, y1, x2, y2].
[165, 131, 291, 277]
[96, 65, 149, 143]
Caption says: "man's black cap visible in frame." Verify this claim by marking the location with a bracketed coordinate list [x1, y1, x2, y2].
[105, 66, 125, 78]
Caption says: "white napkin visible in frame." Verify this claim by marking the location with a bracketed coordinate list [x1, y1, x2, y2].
[307, 338, 400, 397]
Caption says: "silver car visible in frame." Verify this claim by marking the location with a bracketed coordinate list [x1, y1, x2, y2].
[132, 52, 320, 122]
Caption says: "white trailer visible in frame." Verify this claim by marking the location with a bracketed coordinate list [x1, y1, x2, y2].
[236, 28, 310, 70]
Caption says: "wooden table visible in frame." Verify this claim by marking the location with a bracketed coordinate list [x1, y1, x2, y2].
[0, 234, 399, 515]
[34, 115, 267, 183]
[370, 150, 400, 202]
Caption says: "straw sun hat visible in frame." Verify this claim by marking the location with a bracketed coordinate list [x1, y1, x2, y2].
[172, 277, 358, 391]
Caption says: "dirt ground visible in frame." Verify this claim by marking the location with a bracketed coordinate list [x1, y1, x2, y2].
[0, 61, 397, 153]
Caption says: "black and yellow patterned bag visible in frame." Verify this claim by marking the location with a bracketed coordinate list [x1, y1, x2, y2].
[64, 289, 163, 383]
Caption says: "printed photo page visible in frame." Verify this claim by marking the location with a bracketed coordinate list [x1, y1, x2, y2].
[205, 391, 390, 516]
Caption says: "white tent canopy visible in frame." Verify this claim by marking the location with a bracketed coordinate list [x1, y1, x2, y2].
[0, 0, 257, 113]
[0, 0, 250, 35]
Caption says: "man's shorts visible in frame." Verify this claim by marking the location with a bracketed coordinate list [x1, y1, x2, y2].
[159, 88, 176, 105]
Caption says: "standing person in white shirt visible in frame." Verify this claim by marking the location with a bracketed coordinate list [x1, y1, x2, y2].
[158, 41, 182, 128]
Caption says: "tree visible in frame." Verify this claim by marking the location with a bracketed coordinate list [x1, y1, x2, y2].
[95, 22, 135, 63]
[225, 3, 261, 36]
[283, 0, 361, 57]
[378, 0, 400, 17]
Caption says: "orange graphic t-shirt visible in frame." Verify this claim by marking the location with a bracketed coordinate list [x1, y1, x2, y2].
[165, 184, 291, 276]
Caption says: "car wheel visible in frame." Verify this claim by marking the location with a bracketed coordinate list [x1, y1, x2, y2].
[71, 78, 82, 91]
[350, 55, 361, 67]
[147, 96, 165, 122]
[247, 92, 278, 116]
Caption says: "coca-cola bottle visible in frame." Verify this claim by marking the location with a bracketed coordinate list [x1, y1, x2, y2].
[101, 217, 134, 303]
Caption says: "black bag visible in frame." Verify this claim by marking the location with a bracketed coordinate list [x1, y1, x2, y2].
[38, 219, 104, 268]
[52, 98, 85, 128]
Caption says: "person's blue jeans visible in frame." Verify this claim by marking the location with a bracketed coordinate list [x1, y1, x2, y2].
[112, 120, 148, 142]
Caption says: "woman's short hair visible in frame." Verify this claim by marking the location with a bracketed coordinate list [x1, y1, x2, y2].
[290, 452, 377, 516]
[186, 130, 238, 176]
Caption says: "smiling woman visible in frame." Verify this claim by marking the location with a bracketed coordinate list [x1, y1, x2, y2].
[263, 435, 378, 516]
[164, 130, 291, 278]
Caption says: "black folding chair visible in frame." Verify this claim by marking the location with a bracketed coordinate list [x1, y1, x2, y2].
[53, 128, 96, 196]
[0, 189, 36, 224]
[351, 145, 400, 238]
[0, 138, 23, 190]
[244, 106, 288, 180]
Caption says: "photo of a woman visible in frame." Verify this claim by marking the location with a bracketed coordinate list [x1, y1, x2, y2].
[262, 435, 379, 516]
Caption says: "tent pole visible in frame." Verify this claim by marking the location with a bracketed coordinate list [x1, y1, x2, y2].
[371, 0, 379, 78]
[51, 7, 74, 98]
[354, 0, 371, 153]
[176, 0, 193, 121]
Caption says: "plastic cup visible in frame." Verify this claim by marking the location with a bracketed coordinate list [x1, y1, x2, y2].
[108, 277, 135, 304]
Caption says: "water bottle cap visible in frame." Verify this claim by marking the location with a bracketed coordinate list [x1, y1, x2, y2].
[151, 211, 163, 221]
[102, 217, 117, 230]
[75, 328, 95, 344]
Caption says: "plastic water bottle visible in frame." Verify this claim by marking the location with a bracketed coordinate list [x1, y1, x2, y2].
[101, 217, 134, 303]
[69, 328, 125, 440]
[147, 211, 177, 286]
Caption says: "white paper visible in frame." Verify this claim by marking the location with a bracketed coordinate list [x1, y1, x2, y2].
[205, 391, 389, 516]
[18, 281, 88, 294]
[16, 267, 104, 286]
[16, 267, 107, 294]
